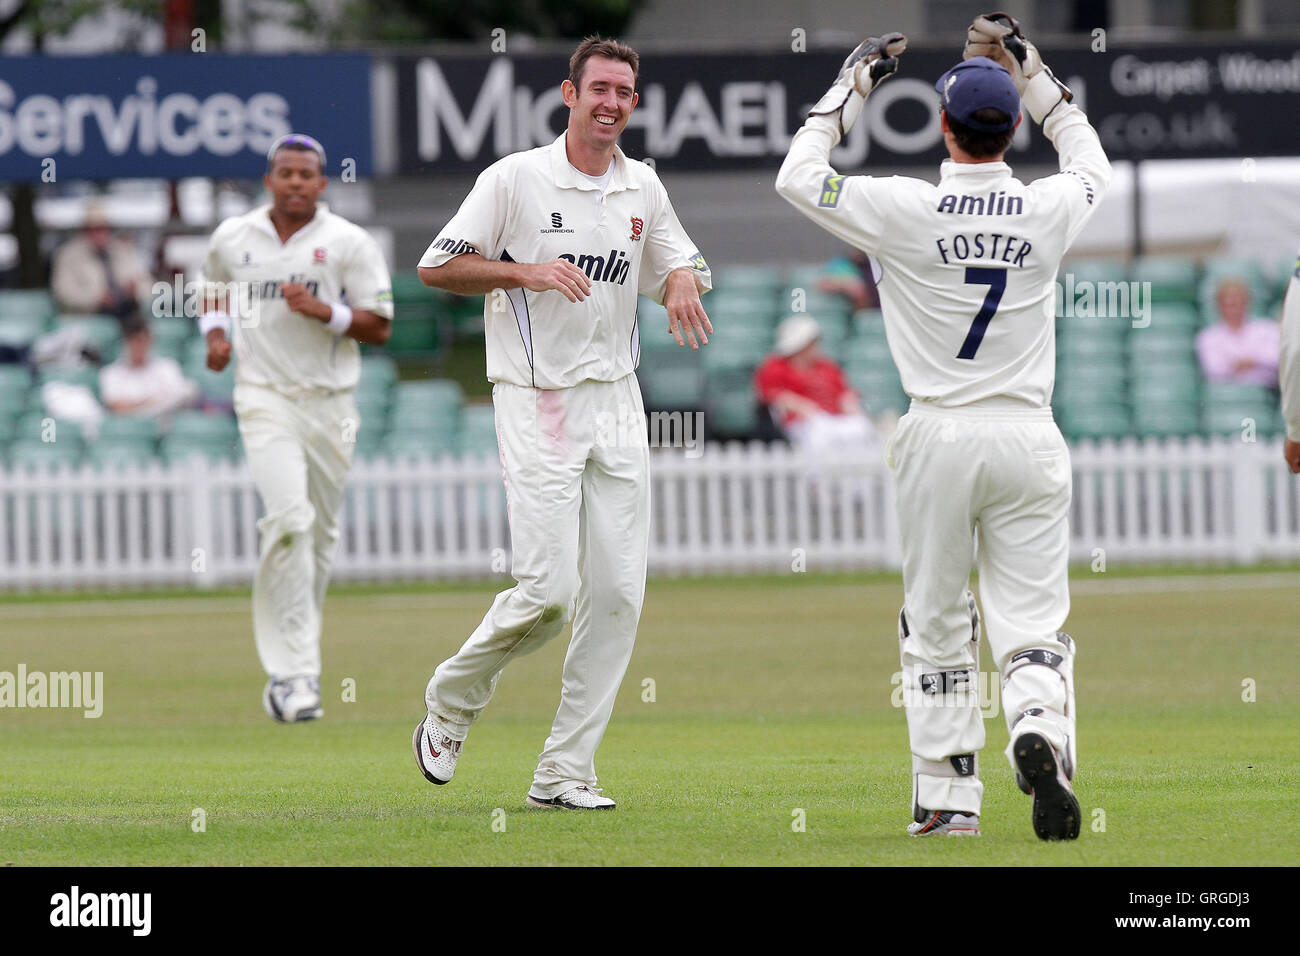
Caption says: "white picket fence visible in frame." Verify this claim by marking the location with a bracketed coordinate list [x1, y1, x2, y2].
[0, 436, 1297, 590]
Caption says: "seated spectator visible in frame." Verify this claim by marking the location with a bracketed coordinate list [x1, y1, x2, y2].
[818, 248, 879, 311]
[1196, 277, 1280, 387]
[51, 202, 152, 319]
[99, 319, 197, 418]
[755, 315, 876, 457]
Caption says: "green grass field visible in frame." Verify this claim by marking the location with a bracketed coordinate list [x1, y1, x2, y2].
[1, 568, 1297, 866]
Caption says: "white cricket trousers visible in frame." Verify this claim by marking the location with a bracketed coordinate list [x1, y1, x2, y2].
[425, 374, 651, 799]
[234, 382, 356, 680]
[886, 400, 1077, 818]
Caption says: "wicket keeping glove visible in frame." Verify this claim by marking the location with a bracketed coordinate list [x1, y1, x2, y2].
[963, 12, 1072, 123]
[808, 32, 908, 143]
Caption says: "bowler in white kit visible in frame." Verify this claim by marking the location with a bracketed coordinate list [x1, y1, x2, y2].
[412, 37, 712, 810]
[201, 133, 394, 723]
[777, 14, 1110, 838]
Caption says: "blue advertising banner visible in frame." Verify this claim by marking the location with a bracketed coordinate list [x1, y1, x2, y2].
[0, 54, 372, 182]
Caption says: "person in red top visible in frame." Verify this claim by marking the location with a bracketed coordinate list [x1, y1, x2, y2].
[755, 314, 876, 456]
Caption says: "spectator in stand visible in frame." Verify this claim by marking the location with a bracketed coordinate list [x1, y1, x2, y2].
[755, 314, 875, 457]
[818, 247, 879, 311]
[99, 318, 197, 418]
[51, 202, 152, 319]
[1196, 277, 1281, 387]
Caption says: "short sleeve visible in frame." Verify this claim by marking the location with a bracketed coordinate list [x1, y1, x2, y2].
[342, 230, 394, 319]
[638, 177, 711, 305]
[418, 160, 512, 269]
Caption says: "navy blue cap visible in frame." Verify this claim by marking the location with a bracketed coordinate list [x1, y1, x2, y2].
[934, 57, 1021, 132]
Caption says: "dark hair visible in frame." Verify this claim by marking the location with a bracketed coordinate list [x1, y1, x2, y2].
[946, 108, 1016, 159]
[122, 316, 151, 338]
[568, 35, 639, 91]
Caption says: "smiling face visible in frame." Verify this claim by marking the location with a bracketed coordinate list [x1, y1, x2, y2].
[562, 55, 638, 158]
[263, 147, 326, 220]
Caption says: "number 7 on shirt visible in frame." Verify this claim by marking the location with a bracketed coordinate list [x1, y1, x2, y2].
[956, 267, 1007, 360]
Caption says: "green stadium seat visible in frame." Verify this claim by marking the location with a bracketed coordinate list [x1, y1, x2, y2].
[37, 364, 100, 393]
[704, 369, 760, 438]
[360, 353, 398, 389]
[6, 438, 82, 470]
[150, 315, 196, 352]
[159, 434, 238, 465]
[849, 309, 888, 340]
[382, 429, 456, 461]
[87, 439, 157, 469]
[1056, 312, 1130, 340]
[183, 341, 235, 403]
[701, 324, 771, 373]
[353, 393, 389, 432]
[169, 411, 238, 444]
[98, 415, 162, 444]
[1055, 402, 1131, 440]
[1132, 256, 1198, 304]
[1145, 303, 1201, 332]
[1132, 402, 1201, 438]
[457, 404, 500, 458]
[388, 406, 459, 435]
[1060, 259, 1127, 286]
[714, 265, 783, 296]
[708, 291, 782, 322]
[846, 361, 908, 417]
[0, 363, 33, 400]
[1129, 328, 1196, 366]
[0, 289, 55, 319]
[841, 336, 895, 367]
[0, 313, 50, 348]
[638, 351, 705, 411]
[1057, 335, 1126, 364]
[1130, 374, 1199, 405]
[391, 380, 464, 422]
[57, 315, 123, 362]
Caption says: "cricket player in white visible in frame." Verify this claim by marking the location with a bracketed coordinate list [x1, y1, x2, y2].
[1279, 248, 1300, 473]
[202, 134, 394, 723]
[411, 38, 712, 810]
[777, 14, 1110, 839]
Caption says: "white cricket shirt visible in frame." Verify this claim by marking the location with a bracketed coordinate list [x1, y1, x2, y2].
[418, 133, 711, 389]
[777, 101, 1112, 408]
[203, 203, 394, 393]
[1280, 249, 1300, 441]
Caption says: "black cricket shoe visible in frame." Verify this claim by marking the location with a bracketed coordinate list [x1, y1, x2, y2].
[1013, 732, 1080, 840]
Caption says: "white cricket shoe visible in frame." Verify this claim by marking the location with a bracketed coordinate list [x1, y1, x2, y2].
[263, 676, 323, 723]
[907, 810, 981, 836]
[412, 715, 462, 785]
[526, 786, 616, 810]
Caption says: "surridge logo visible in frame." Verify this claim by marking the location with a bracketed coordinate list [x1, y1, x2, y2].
[50, 886, 151, 936]
[557, 248, 631, 285]
[551, 212, 562, 228]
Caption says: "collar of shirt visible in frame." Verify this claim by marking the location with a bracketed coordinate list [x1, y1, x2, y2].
[250, 202, 330, 243]
[548, 133, 640, 195]
[939, 159, 1012, 181]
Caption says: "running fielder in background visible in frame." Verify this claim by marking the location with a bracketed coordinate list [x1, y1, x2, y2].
[777, 14, 1110, 839]
[202, 133, 394, 723]
[412, 37, 711, 810]
[1279, 248, 1300, 472]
